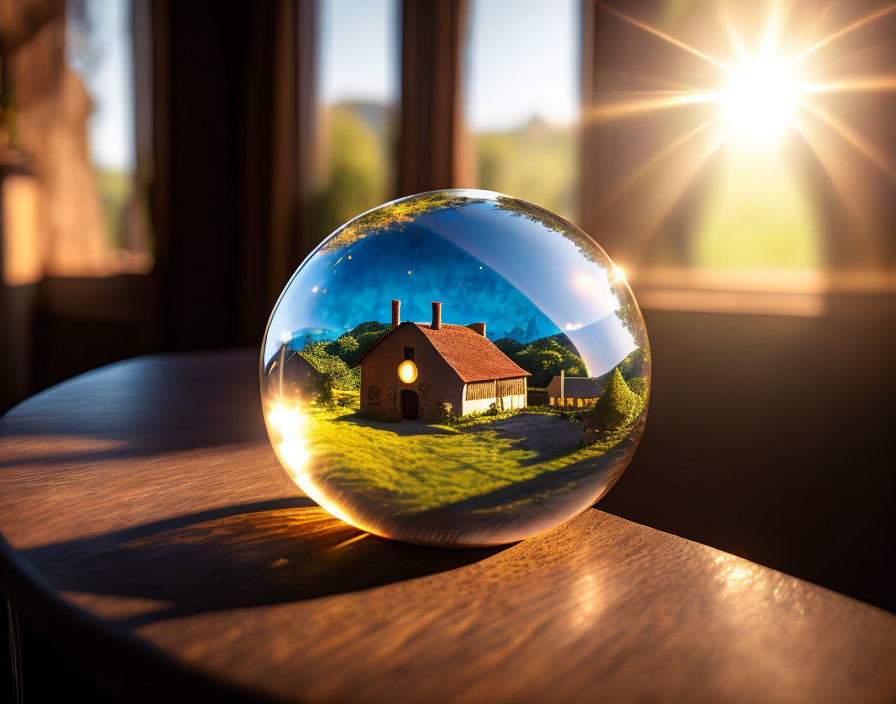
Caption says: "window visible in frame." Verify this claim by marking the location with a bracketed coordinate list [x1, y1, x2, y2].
[403, 346, 414, 361]
[63, 0, 151, 276]
[315, 0, 400, 238]
[464, 0, 580, 221]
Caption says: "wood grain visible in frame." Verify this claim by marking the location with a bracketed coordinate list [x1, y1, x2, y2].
[1, 350, 895, 703]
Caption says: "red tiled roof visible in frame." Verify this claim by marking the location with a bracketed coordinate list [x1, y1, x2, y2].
[414, 323, 530, 382]
[354, 322, 530, 382]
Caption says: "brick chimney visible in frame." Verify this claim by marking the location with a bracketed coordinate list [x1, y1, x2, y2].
[468, 322, 486, 337]
[431, 301, 442, 330]
[391, 299, 401, 328]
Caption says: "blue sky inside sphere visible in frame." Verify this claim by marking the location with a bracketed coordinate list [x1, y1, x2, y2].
[264, 194, 637, 378]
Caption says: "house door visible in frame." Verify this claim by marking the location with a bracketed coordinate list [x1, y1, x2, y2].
[401, 390, 419, 420]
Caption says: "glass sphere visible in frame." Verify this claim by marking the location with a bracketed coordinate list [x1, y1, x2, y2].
[261, 190, 650, 547]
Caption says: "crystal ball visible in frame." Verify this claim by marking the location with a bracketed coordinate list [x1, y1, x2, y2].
[261, 190, 650, 546]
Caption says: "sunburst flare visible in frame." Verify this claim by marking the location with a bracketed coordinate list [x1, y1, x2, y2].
[590, 1, 896, 268]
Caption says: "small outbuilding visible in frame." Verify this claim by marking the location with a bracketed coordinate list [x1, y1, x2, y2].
[264, 347, 326, 398]
[547, 374, 602, 407]
[355, 300, 530, 421]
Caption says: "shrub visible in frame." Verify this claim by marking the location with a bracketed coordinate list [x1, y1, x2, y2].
[585, 368, 642, 431]
[315, 375, 337, 408]
[433, 401, 453, 423]
[627, 376, 647, 398]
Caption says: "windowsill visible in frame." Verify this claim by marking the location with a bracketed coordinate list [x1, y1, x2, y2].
[44, 250, 155, 279]
[628, 267, 896, 317]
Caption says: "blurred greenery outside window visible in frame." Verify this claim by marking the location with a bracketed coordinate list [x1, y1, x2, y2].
[314, 0, 400, 240]
[65, 0, 152, 275]
[464, 0, 580, 222]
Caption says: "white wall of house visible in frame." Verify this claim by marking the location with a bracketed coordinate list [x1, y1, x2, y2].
[462, 396, 495, 415]
[504, 393, 526, 409]
[460, 390, 527, 415]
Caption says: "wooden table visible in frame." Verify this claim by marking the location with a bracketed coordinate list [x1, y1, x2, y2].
[1, 350, 894, 703]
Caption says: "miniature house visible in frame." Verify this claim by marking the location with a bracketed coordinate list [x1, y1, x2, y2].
[355, 300, 530, 421]
[547, 375, 602, 407]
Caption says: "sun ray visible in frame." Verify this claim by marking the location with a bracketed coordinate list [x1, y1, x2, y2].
[792, 0, 840, 49]
[631, 127, 733, 260]
[801, 100, 895, 176]
[802, 75, 896, 94]
[760, 0, 789, 50]
[606, 70, 707, 93]
[595, 116, 725, 210]
[598, 3, 732, 73]
[586, 91, 721, 123]
[791, 2, 896, 64]
[792, 113, 880, 255]
[718, 5, 748, 62]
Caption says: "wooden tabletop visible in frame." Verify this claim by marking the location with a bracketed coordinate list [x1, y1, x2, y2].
[1, 350, 895, 703]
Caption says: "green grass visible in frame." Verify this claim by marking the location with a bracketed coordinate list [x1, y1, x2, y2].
[304, 392, 634, 516]
[475, 120, 576, 221]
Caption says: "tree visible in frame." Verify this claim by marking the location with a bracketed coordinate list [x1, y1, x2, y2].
[535, 350, 564, 375]
[314, 105, 389, 241]
[493, 195, 593, 262]
[350, 320, 390, 337]
[616, 348, 649, 380]
[510, 336, 588, 387]
[355, 329, 388, 358]
[494, 337, 523, 357]
[300, 345, 358, 391]
[326, 334, 359, 362]
[586, 368, 642, 431]
[321, 190, 487, 253]
[611, 283, 649, 349]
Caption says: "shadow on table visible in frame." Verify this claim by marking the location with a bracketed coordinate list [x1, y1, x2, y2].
[20, 497, 509, 629]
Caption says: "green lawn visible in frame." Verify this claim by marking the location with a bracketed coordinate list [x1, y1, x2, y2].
[303, 392, 636, 517]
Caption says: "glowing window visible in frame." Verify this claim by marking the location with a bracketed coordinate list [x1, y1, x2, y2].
[397, 360, 418, 384]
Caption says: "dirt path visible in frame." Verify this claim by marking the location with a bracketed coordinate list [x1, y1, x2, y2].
[466, 413, 583, 461]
